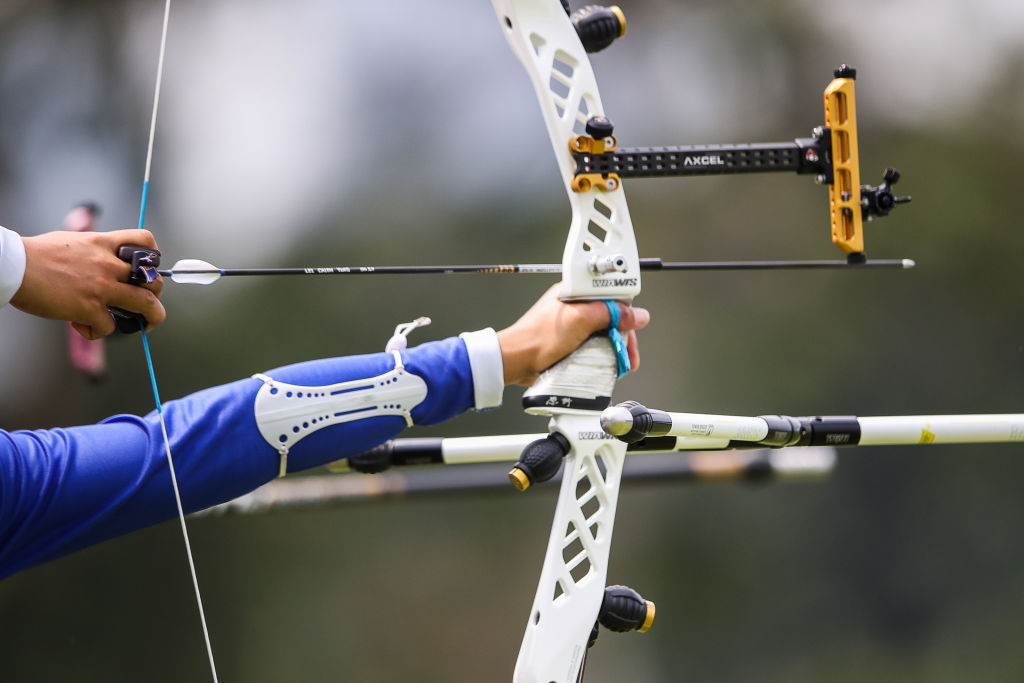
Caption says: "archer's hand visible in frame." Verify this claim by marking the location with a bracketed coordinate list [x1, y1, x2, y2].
[10, 229, 166, 339]
[497, 284, 651, 387]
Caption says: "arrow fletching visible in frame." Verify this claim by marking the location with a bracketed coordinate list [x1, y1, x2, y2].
[167, 259, 222, 285]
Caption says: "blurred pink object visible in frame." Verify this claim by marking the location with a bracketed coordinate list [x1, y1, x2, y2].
[65, 204, 107, 380]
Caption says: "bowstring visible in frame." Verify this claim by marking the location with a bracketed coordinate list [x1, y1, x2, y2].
[137, 1, 219, 680]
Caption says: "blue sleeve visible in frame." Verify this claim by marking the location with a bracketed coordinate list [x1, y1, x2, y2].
[0, 336, 476, 578]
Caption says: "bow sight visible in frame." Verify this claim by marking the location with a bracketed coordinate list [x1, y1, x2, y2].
[569, 64, 912, 263]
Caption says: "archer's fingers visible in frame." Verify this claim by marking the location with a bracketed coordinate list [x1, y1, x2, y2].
[70, 322, 95, 340]
[106, 284, 167, 330]
[572, 300, 650, 337]
[145, 275, 164, 298]
[613, 302, 650, 332]
[94, 230, 164, 297]
[97, 228, 159, 251]
[625, 330, 640, 372]
[76, 232, 138, 283]
[73, 305, 118, 340]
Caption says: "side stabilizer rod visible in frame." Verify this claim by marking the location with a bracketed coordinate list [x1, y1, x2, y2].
[601, 401, 1024, 447]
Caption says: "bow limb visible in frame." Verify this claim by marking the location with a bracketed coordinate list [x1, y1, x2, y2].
[491, 1, 641, 681]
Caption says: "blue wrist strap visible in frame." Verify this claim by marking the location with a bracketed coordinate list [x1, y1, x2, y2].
[603, 300, 631, 378]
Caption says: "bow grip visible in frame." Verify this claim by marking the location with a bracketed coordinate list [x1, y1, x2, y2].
[521, 334, 620, 415]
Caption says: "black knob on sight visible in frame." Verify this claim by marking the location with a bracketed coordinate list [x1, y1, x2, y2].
[833, 64, 857, 80]
[509, 432, 570, 491]
[861, 167, 912, 221]
[585, 115, 615, 140]
[571, 5, 627, 53]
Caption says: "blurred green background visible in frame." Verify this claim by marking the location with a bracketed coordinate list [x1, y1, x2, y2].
[1, 0, 1023, 681]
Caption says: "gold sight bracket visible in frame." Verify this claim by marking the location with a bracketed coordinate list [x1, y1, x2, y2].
[569, 114, 621, 192]
[823, 65, 865, 259]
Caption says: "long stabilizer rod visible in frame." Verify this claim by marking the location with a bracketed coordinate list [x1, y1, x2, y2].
[195, 447, 836, 517]
[159, 257, 914, 284]
[601, 401, 1024, 448]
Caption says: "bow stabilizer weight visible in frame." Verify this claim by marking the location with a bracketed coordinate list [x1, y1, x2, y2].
[593, 585, 655, 638]
[509, 432, 571, 490]
[581, 585, 655, 681]
[569, 4, 626, 53]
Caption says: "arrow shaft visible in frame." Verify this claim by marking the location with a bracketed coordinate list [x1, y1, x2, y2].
[641, 258, 913, 270]
[158, 264, 561, 278]
[160, 258, 913, 281]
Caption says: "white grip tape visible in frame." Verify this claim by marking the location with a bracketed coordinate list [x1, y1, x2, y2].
[253, 351, 427, 476]
[523, 336, 618, 415]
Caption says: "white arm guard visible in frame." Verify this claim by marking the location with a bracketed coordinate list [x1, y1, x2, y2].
[253, 350, 427, 477]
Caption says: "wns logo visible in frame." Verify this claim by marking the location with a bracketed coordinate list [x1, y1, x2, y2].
[591, 277, 639, 288]
[577, 431, 615, 441]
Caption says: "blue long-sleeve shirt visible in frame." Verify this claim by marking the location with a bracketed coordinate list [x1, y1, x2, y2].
[0, 331, 503, 578]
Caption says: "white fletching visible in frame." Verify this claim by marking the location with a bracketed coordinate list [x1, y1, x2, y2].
[169, 259, 222, 285]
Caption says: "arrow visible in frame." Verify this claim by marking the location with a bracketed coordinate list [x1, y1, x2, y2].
[160, 257, 915, 285]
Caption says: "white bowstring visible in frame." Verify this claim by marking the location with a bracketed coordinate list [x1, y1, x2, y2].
[142, 0, 171, 188]
[137, 1, 219, 680]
